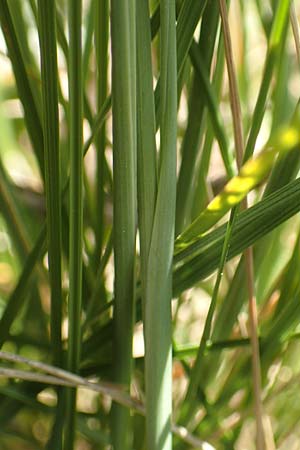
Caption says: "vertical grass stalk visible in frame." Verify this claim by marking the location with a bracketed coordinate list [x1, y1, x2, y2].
[95, 0, 109, 260]
[38, 3, 64, 446]
[37, 0, 62, 369]
[110, 1, 137, 448]
[136, 0, 157, 300]
[144, 1, 177, 449]
[65, 1, 83, 449]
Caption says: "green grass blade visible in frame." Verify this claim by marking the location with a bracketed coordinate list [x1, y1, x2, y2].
[94, 0, 109, 260]
[110, 1, 137, 448]
[64, 0, 83, 448]
[175, 3, 223, 235]
[191, 35, 225, 217]
[37, 0, 63, 367]
[154, 0, 208, 124]
[37, 4, 64, 447]
[173, 177, 300, 295]
[144, 2, 177, 448]
[189, 40, 234, 177]
[176, 110, 300, 248]
[243, 0, 290, 162]
[136, 0, 157, 294]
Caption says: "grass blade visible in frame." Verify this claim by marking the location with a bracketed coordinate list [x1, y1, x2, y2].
[110, 1, 137, 448]
[176, 108, 300, 248]
[144, 2, 177, 448]
[37, 0, 62, 368]
[64, 0, 83, 448]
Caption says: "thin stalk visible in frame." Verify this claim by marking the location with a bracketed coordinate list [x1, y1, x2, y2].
[94, 0, 109, 260]
[64, 0, 83, 448]
[110, 1, 137, 448]
[219, 1, 265, 447]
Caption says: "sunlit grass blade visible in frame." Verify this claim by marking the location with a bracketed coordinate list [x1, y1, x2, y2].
[174, 177, 300, 294]
[176, 109, 300, 248]
[110, 1, 137, 448]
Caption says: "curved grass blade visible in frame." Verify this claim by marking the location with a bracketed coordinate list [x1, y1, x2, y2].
[174, 177, 300, 294]
[176, 110, 300, 248]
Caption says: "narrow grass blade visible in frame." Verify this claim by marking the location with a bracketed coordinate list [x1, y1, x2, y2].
[175, 4, 221, 234]
[189, 41, 234, 177]
[136, 0, 157, 294]
[154, 0, 208, 123]
[176, 110, 300, 248]
[244, 0, 291, 162]
[37, 3, 64, 447]
[144, 2, 177, 448]
[94, 0, 109, 260]
[64, 0, 83, 448]
[37, 0, 63, 367]
[110, 1, 137, 448]
[174, 177, 300, 294]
